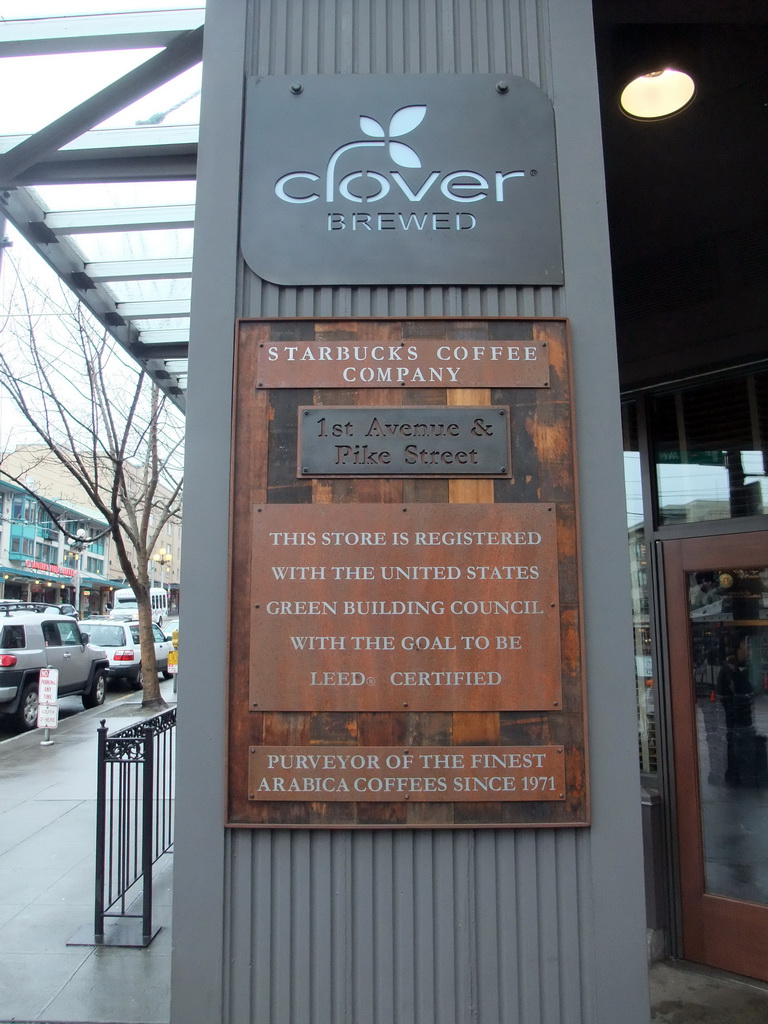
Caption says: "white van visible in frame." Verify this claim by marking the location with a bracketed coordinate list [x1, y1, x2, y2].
[110, 587, 168, 626]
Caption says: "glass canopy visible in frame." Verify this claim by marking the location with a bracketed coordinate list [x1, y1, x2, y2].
[0, 4, 205, 411]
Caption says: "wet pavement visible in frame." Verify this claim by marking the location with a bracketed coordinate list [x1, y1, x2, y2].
[2, 679, 768, 1024]
[0, 682, 175, 1024]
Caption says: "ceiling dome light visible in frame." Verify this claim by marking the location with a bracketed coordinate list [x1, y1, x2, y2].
[620, 68, 695, 120]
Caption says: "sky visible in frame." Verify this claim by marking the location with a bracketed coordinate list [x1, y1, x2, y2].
[3, 1, 199, 16]
[0, 228, 60, 450]
[0, 224, 184, 453]
[0, 5, 197, 450]
[0, 4, 203, 137]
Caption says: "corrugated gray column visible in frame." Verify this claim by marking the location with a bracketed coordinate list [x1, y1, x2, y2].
[171, 1, 652, 1022]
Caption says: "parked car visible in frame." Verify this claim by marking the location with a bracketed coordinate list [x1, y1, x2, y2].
[163, 617, 179, 641]
[85, 618, 174, 689]
[0, 602, 109, 730]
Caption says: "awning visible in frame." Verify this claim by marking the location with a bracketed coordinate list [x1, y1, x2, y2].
[1, 564, 72, 585]
[0, 564, 114, 587]
[80, 571, 114, 587]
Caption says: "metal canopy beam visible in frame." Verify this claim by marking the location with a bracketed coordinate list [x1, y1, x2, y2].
[45, 205, 196, 234]
[0, 125, 198, 156]
[86, 258, 193, 282]
[11, 155, 196, 186]
[0, 11, 204, 57]
[132, 339, 190, 358]
[137, 331, 191, 347]
[0, 25, 204, 185]
[0, 12, 203, 413]
[117, 299, 191, 318]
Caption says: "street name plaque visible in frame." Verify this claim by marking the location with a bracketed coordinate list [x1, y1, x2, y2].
[298, 406, 511, 477]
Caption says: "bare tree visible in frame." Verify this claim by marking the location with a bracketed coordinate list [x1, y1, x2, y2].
[0, 261, 183, 709]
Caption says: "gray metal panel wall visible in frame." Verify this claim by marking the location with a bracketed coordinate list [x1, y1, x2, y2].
[241, 0, 561, 322]
[171, 1, 651, 1022]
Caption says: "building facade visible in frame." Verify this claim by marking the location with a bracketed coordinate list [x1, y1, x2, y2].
[0, 445, 182, 616]
[0, 477, 112, 615]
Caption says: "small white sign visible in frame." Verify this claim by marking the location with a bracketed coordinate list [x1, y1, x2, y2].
[38, 668, 60, 730]
[37, 702, 59, 730]
[39, 668, 59, 706]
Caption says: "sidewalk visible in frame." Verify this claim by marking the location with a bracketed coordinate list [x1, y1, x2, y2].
[2, 680, 768, 1024]
[0, 682, 176, 1024]
[649, 960, 768, 1023]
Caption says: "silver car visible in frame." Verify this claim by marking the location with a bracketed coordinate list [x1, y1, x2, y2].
[0, 602, 109, 730]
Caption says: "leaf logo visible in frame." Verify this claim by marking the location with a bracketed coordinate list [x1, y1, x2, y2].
[359, 106, 426, 168]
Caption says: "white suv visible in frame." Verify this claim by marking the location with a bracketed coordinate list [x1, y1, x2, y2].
[0, 602, 109, 730]
[85, 618, 174, 689]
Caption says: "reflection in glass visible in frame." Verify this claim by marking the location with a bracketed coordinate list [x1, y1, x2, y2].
[689, 566, 768, 905]
[653, 375, 768, 525]
[623, 403, 657, 772]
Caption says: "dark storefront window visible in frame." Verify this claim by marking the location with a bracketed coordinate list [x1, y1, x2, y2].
[652, 374, 768, 526]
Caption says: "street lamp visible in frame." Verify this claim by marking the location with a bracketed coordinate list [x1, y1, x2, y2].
[153, 548, 172, 589]
[71, 529, 89, 617]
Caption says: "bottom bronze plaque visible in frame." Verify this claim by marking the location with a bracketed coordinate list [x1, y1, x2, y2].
[249, 745, 565, 802]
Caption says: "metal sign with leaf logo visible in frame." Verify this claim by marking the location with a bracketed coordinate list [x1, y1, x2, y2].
[241, 74, 563, 286]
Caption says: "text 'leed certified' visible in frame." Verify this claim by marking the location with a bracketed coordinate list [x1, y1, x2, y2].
[249, 503, 562, 713]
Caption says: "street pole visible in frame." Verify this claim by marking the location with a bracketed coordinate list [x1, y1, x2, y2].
[153, 549, 171, 592]
[74, 549, 83, 617]
[73, 529, 88, 617]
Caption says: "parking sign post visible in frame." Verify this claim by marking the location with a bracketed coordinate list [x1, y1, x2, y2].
[38, 668, 59, 746]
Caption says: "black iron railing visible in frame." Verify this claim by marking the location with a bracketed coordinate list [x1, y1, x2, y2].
[93, 707, 176, 947]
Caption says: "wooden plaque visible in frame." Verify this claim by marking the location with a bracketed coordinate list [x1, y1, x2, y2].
[228, 318, 588, 828]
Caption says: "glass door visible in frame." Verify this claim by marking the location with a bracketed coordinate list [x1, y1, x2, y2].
[664, 532, 768, 980]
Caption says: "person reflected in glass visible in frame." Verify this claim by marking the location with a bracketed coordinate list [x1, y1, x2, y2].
[716, 635, 765, 785]
[690, 571, 722, 613]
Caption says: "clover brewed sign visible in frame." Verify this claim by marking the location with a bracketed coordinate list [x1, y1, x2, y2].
[241, 74, 563, 286]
